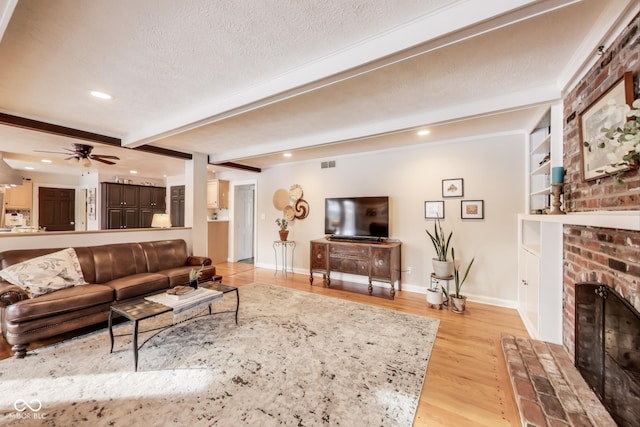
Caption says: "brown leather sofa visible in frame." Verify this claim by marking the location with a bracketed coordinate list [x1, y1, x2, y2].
[0, 239, 218, 358]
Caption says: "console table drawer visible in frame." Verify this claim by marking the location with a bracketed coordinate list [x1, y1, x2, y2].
[330, 244, 369, 258]
[330, 258, 369, 275]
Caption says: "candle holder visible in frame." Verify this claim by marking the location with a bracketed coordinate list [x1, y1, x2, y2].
[548, 183, 565, 215]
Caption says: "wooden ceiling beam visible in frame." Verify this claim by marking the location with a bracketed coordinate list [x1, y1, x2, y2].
[0, 112, 193, 160]
[212, 161, 261, 173]
[0, 112, 121, 146]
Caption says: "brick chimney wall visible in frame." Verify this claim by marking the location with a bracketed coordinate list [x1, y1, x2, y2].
[561, 14, 640, 360]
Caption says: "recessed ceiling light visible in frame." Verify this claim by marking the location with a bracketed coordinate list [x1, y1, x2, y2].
[90, 90, 112, 100]
[130, 170, 138, 174]
[417, 129, 430, 136]
[41, 159, 52, 163]
[25, 166, 35, 170]
[283, 153, 292, 158]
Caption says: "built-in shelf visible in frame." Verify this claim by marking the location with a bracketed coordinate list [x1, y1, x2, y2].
[531, 187, 551, 196]
[531, 134, 551, 156]
[531, 161, 551, 177]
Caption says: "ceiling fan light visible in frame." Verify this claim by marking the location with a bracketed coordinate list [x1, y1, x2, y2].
[82, 158, 92, 167]
[68, 157, 80, 165]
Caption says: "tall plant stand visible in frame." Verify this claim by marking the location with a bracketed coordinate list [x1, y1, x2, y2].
[273, 240, 296, 275]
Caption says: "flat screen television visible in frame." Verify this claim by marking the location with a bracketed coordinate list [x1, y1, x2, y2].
[324, 196, 389, 238]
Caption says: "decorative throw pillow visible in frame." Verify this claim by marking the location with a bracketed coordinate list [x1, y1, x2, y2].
[0, 248, 88, 298]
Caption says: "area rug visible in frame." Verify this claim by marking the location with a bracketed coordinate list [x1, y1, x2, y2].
[0, 283, 439, 426]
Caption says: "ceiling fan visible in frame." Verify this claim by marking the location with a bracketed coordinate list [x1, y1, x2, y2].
[35, 143, 120, 166]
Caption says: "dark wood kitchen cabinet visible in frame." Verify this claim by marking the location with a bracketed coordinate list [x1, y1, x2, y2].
[139, 186, 167, 228]
[101, 183, 165, 229]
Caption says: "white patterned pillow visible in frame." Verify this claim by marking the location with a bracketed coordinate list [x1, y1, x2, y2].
[0, 248, 88, 298]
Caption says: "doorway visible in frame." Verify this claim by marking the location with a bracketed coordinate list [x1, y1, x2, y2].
[38, 187, 75, 231]
[235, 184, 255, 263]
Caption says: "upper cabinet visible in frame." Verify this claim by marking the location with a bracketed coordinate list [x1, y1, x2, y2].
[4, 179, 33, 210]
[100, 183, 166, 229]
[207, 179, 229, 209]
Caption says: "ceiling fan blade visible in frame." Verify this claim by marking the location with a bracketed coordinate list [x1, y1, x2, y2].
[64, 156, 80, 160]
[92, 157, 117, 165]
[91, 154, 120, 160]
[34, 150, 73, 155]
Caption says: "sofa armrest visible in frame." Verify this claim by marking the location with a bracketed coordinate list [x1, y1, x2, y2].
[0, 280, 28, 307]
[186, 256, 212, 267]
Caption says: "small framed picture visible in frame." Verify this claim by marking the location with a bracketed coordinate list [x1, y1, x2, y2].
[461, 200, 484, 219]
[425, 201, 444, 219]
[442, 178, 464, 197]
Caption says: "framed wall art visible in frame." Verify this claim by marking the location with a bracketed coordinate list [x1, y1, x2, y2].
[442, 178, 463, 197]
[424, 201, 444, 219]
[461, 200, 484, 219]
[580, 72, 634, 181]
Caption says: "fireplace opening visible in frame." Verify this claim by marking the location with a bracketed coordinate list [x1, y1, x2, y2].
[575, 282, 640, 427]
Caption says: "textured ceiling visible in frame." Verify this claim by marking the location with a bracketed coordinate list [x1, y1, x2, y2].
[0, 0, 637, 177]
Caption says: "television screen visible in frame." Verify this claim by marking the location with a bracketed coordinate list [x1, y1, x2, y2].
[324, 196, 389, 238]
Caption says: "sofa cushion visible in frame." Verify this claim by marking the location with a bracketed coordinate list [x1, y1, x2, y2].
[160, 265, 217, 287]
[140, 240, 190, 273]
[104, 273, 169, 301]
[4, 284, 114, 323]
[0, 248, 88, 298]
[90, 243, 149, 284]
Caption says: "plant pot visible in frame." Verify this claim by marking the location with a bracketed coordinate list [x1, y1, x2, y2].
[189, 279, 198, 289]
[279, 230, 289, 241]
[450, 295, 467, 313]
[432, 259, 454, 278]
[426, 288, 444, 305]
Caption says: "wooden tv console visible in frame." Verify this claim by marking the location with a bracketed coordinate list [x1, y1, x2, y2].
[309, 238, 401, 298]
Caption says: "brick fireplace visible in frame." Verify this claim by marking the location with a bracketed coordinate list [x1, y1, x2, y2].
[561, 12, 640, 361]
[505, 13, 639, 427]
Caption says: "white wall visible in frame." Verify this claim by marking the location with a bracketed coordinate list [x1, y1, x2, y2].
[254, 132, 526, 306]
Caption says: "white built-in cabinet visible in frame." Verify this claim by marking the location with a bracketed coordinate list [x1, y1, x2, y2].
[517, 218, 563, 343]
[517, 102, 564, 344]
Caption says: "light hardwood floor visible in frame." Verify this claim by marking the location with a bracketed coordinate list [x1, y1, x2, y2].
[0, 262, 529, 426]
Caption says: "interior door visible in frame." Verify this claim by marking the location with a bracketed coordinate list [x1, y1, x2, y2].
[170, 185, 185, 227]
[235, 184, 254, 261]
[39, 187, 75, 231]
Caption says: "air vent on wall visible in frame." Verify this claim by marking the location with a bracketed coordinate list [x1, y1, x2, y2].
[321, 160, 336, 169]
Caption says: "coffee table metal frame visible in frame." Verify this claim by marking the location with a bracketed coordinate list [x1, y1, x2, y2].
[108, 281, 239, 371]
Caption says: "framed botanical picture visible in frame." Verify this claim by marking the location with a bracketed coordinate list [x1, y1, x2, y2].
[442, 178, 463, 197]
[580, 72, 634, 181]
[461, 200, 484, 219]
[425, 201, 444, 219]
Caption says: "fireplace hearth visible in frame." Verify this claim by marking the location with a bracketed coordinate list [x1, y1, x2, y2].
[575, 282, 640, 427]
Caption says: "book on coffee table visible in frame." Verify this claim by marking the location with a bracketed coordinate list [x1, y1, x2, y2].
[165, 286, 196, 300]
[145, 288, 223, 314]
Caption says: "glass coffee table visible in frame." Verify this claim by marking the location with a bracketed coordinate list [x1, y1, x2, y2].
[108, 280, 239, 371]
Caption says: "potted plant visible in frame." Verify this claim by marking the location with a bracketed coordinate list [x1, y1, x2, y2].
[188, 265, 204, 289]
[425, 218, 453, 277]
[426, 284, 445, 308]
[275, 218, 289, 241]
[449, 247, 474, 313]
